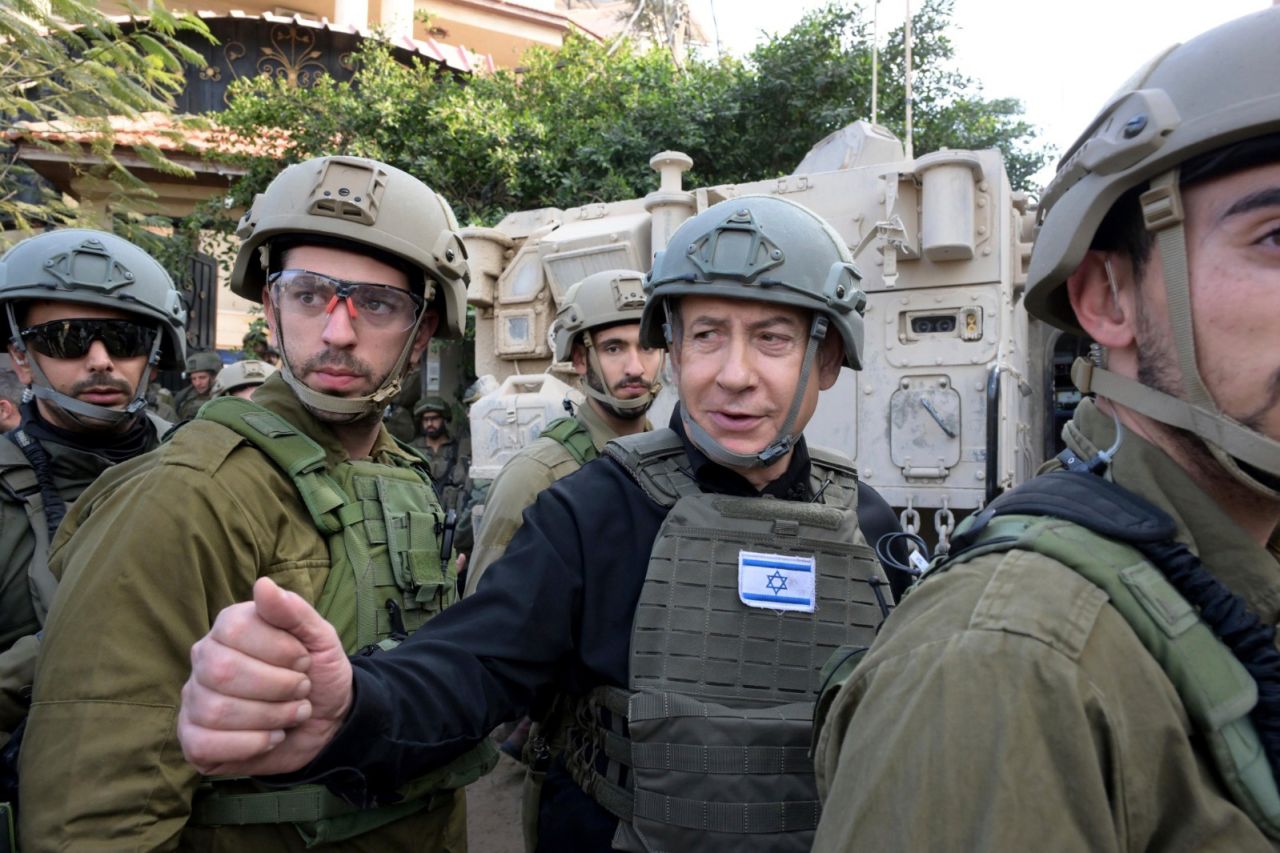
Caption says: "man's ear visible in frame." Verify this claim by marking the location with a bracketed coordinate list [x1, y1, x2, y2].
[1066, 251, 1137, 350]
[816, 333, 844, 391]
[411, 310, 440, 365]
[0, 398, 17, 425]
[8, 343, 32, 385]
[570, 339, 589, 378]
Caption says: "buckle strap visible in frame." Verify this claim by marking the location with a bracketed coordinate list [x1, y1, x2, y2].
[190, 784, 357, 825]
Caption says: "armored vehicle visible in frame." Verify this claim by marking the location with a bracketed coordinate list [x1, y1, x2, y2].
[462, 121, 1076, 551]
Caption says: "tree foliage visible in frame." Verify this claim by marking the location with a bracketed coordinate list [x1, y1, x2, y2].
[0, 0, 211, 240]
[212, 0, 1047, 228]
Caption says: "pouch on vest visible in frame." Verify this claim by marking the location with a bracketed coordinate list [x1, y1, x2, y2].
[565, 429, 887, 853]
[191, 398, 497, 844]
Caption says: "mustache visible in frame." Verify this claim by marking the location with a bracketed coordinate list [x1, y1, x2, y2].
[299, 350, 374, 380]
[69, 375, 132, 396]
[613, 374, 652, 392]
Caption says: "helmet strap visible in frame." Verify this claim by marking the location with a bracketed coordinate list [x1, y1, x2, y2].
[578, 334, 662, 413]
[6, 303, 155, 429]
[681, 314, 828, 470]
[271, 297, 420, 420]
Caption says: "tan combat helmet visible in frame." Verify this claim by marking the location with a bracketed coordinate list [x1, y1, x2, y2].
[231, 155, 470, 419]
[642, 195, 866, 468]
[1026, 7, 1280, 498]
[211, 358, 277, 397]
[551, 269, 662, 415]
[0, 229, 187, 427]
[185, 350, 223, 376]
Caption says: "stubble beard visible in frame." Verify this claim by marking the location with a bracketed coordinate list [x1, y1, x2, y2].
[584, 364, 651, 421]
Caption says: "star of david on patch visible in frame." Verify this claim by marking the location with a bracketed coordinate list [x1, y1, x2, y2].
[766, 570, 788, 593]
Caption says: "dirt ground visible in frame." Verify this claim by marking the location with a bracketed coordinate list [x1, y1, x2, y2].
[465, 751, 526, 853]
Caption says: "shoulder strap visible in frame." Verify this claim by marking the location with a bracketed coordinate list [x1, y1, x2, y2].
[807, 443, 860, 511]
[539, 416, 599, 467]
[196, 397, 348, 535]
[603, 428, 699, 508]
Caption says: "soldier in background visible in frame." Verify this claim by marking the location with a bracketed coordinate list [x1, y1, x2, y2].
[211, 358, 277, 400]
[144, 366, 178, 421]
[463, 269, 663, 596]
[413, 395, 471, 512]
[0, 229, 184, 737]
[812, 9, 1280, 850]
[174, 350, 222, 419]
[0, 369, 22, 433]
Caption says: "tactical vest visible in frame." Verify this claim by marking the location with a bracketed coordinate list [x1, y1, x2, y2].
[0, 411, 171, 628]
[562, 428, 889, 853]
[816, 469, 1280, 841]
[189, 397, 496, 845]
[539, 416, 599, 467]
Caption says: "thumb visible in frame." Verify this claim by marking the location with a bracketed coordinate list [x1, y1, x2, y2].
[252, 576, 340, 655]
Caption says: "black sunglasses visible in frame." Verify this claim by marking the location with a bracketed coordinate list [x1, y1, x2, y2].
[19, 318, 157, 360]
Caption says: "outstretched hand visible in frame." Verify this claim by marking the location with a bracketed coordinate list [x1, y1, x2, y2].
[178, 577, 353, 776]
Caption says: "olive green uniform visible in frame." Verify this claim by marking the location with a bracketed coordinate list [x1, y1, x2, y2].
[147, 384, 178, 421]
[18, 374, 467, 852]
[414, 434, 471, 512]
[173, 384, 211, 420]
[464, 402, 647, 596]
[812, 398, 1279, 852]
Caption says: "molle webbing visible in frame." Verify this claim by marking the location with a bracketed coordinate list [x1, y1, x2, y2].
[0, 434, 61, 625]
[580, 431, 881, 852]
[539, 416, 600, 467]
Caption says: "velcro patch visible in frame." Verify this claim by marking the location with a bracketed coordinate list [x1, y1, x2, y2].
[738, 550, 816, 613]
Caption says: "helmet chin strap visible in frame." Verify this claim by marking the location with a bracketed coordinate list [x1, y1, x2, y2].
[271, 298, 421, 420]
[1088, 169, 1280, 500]
[6, 304, 156, 430]
[676, 314, 828, 470]
[579, 336, 662, 413]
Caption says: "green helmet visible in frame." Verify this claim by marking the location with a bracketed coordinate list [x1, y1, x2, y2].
[1027, 7, 1280, 498]
[231, 156, 469, 420]
[0, 229, 187, 427]
[185, 351, 223, 375]
[211, 359, 277, 397]
[413, 395, 451, 420]
[552, 269, 661, 415]
[642, 196, 866, 468]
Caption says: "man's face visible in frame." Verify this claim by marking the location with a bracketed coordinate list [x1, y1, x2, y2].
[572, 321, 663, 418]
[8, 300, 151, 431]
[421, 412, 447, 439]
[263, 244, 437, 407]
[670, 295, 842, 459]
[189, 370, 216, 395]
[1136, 162, 1280, 444]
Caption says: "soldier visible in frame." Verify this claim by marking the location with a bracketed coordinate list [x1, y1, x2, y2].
[210, 358, 278, 400]
[178, 195, 905, 852]
[18, 156, 492, 850]
[811, 8, 1280, 851]
[174, 349, 222, 419]
[145, 366, 179, 421]
[464, 269, 663, 595]
[0, 368, 21, 432]
[412, 395, 471, 513]
[0, 230, 184, 736]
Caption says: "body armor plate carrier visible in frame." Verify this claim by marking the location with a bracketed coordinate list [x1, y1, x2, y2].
[189, 397, 496, 846]
[564, 428, 888, 853]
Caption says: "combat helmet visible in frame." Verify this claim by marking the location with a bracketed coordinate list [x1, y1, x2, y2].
[413, 395, 451, 421]
[231, 155, 470, 420]
[212, 358, 277, 397]
[551, 269, 662, 415]
[1026, 6, 1280, 498]
[0, 229, 187, 427]
[642, 195, 866, 468]
[186, 351, 223, 376]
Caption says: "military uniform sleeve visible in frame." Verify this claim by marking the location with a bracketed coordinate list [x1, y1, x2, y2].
[465, 452, 559, 594]
[17, 448, 323, 851]
[812, 551, 1131, 853]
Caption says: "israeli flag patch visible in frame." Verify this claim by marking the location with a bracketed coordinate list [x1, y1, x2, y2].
[738, 550, 816, 613]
